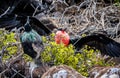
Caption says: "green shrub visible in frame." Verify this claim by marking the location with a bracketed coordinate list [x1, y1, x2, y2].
[0, 29, 32, 62]
[114, 0, 120, 3]
[41, 33, 114, 76]
[0, 29, 115, 77]
[114, 0, 120, 7]
[0, 29, 18, 62]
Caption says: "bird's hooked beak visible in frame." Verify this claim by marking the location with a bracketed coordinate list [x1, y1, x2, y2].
[24, 16, 32, 32]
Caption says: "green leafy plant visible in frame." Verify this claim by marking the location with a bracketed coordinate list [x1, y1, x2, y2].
[115, 0, 120, 3]
[0, 29, 115, 77]
[114, 0, 120, 7]
[0, 29, 18, 62]
[0, 29, 32, 62]
[41, 33, 114, 76]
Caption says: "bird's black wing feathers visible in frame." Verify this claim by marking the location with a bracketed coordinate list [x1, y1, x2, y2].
[21, 42, 37, 58]
[70, 33, 120, 57]
[0, 15, 21, 30]
[21, 40, 44, 59]
[30, 17, 53, 35]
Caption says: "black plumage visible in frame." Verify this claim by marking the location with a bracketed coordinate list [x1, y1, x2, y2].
[0, 0, 42, 16]
[69, 33, 120, 57]
[20, 17, 44, 62]
[0, 15, 21, 30]
[0, 0, 57, 35]
[0, 15, 56, 35]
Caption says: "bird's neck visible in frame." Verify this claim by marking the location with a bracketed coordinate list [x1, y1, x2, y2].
[24, 24, 32, 32]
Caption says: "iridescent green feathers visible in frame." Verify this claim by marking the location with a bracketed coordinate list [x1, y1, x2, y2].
[20, 30, 42, 43]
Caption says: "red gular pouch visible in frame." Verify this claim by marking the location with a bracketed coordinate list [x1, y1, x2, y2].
[55, 30, 70, 46]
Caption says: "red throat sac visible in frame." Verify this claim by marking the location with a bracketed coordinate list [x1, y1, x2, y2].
[55, 30, 70, 46]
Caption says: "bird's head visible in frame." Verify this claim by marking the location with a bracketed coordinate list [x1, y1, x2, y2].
[55, 28, 70, 46]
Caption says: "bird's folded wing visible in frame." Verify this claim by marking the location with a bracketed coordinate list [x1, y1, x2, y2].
[70, 33, 120, 57]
